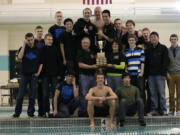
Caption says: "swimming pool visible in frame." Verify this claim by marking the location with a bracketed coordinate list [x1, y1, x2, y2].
[1, 125, 180, 135]
[0, 107, 180, 135]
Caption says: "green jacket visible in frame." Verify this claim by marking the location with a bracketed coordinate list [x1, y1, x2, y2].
[115, 85, 140, 105]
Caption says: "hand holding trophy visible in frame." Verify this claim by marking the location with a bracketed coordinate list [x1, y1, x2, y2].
[96, 41, 107, 67]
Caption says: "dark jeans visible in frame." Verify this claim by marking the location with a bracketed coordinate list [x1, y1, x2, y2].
[15, 75, 37, 116]
[107, 76, 122, 92]
[66, 60, 75, 73]
[131, 76, 146, 105]
[145, 80, 151, 113]
[37, 78, 44, 116]
[55, 97, 80, 118]
[78, 74, 96, 117]
[42, 76, 57, 113]
[117, 98, 144, 122]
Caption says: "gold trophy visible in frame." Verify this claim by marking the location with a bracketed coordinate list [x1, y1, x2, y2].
[96, 41, 107, 67]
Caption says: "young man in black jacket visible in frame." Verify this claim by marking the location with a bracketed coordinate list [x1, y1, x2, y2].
[73, 8, 98, 52]
[145, 32, 170, 116]
[60, 18, 77, 74]
[41, 33, 62, 117]
[97, 9, 115, 54]
[34, 25, 45, 117]
[48, 11, 65, 79]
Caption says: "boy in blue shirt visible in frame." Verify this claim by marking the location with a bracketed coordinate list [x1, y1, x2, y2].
[52, 72, 79, 117]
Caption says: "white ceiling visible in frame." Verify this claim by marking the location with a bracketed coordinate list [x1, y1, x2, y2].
[0, 0, 180, 24]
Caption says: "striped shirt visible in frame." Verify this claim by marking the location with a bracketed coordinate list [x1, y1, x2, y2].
[124, 47, 145, 76]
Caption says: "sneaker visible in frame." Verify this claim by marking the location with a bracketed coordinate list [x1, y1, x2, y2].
[116, 118, 120, 126]
[147, 112, 152, 116]
[139, 120, 146, 126]
[43, 112, 49, 118]
[176, 111, 180, 116]
[38, 114, 43, 118]
[12, 113, 19, 118]
[168, 111, 174, 116]
[161, 112, 168, 116]
[147, 111, 159, 116]
[120, 120, 124, 127]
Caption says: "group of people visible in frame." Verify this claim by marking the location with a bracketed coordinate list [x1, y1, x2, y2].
[12, 6, 180, 128]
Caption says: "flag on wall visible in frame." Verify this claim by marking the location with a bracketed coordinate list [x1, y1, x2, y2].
[83, 0, 112, 5]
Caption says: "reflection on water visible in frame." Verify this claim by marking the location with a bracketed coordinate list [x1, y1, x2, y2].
[1, 125, 180, 135]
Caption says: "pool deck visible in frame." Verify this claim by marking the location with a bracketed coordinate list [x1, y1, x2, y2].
[0, 106, 180, 135]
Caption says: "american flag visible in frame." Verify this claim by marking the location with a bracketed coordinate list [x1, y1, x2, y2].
[83, 0, 112, 5]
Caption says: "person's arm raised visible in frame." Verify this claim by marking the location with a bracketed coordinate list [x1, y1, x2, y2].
[72, 77, 78, 98]
[18, 40, 27, 60]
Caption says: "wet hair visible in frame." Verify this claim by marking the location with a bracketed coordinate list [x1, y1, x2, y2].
[95, 70, 105, 78]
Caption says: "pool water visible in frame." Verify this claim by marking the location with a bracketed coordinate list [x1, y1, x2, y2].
[1, 125, 180, 135]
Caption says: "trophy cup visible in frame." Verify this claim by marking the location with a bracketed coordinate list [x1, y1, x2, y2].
[96, 41, 107, 67]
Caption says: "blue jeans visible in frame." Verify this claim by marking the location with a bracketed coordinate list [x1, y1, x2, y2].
[42, 76, 57, 113]
[117, 98, 144, 122]
[78, 74, 96, 116]
[148, 75, 167, 114]
[107, 76, 122, 91]
[15, 75, 37, 116]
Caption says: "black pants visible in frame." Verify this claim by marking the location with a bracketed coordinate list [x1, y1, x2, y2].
[15, 76, 37, 116]
[131, 76, 146, 105]
[37, 78, 44, 116]
[42, 76, 57, 113]
[55, 97, 80, 118]
[117, 98, 144, 122]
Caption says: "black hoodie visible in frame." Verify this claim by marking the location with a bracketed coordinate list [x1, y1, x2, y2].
[73, 18, 98, 52]
[41, 45, 62, 77]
